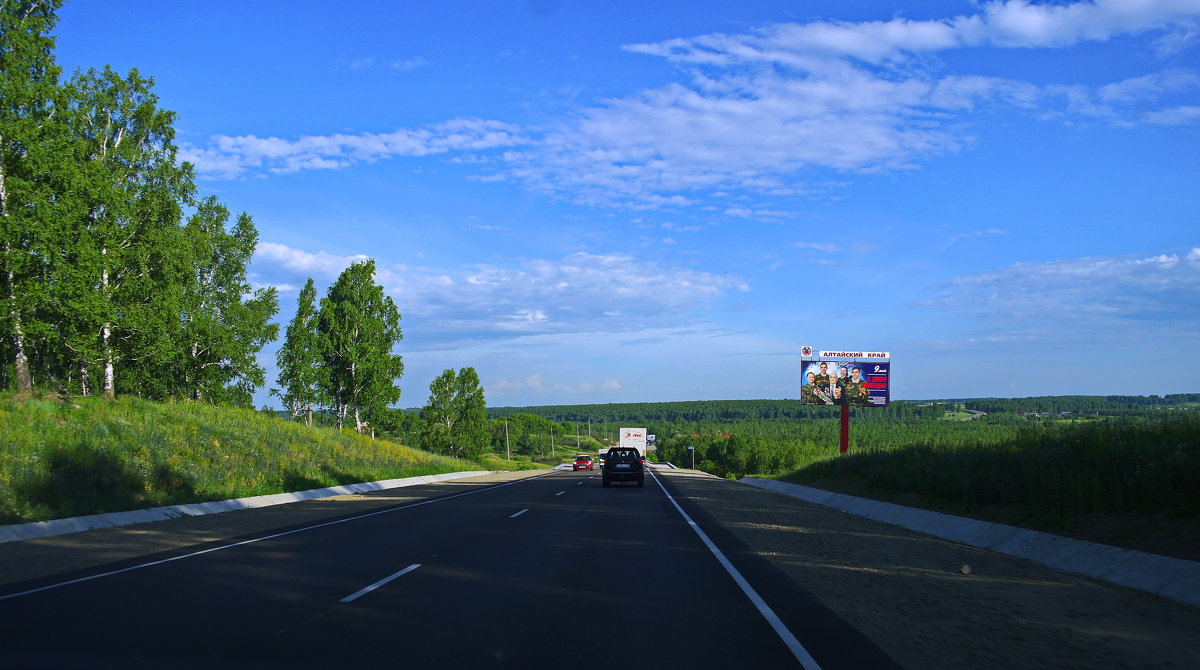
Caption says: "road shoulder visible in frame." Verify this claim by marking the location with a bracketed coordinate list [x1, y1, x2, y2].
[655, 469, 1200, 670]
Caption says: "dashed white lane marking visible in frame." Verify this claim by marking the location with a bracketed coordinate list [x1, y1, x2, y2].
[556, 491, 566, 496]
[340, 563, 421, 603]
[510, 509, 529, 518]
[0, 472, 557, 602]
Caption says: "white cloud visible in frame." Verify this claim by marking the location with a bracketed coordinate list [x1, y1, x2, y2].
[975, 0, 1200, 48]
[496, 1, 1200, 208]
[184, 118, 526, 179]
[338, 55, 430, 72]
[251, 244, 749, 339]
[487, 372, 622, 398]
[940, 228, 1008, 252]
[794, 242, 841, 252]
[188, 1, 1200, 209]
[1145, 104, 1200, 124]
[625, 1, 1200, 63]
[922, 247, 1200, 336]
[254, 242, 370, 278]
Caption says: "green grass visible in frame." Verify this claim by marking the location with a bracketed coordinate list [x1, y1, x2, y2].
[778, 414, 1200, 522]
[0, 392, 482, 524]
[477, 453, 553, 471]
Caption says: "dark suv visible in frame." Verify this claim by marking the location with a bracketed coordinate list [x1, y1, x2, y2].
[602, 447, 644, 487]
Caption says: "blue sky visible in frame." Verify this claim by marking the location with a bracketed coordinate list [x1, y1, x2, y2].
[52, 0, 1200, 407]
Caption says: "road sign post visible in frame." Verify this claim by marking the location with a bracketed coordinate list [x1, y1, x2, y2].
[840, 405, 850, 454]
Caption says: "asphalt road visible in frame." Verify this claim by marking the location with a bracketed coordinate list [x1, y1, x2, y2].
[0, 468, 895, 670]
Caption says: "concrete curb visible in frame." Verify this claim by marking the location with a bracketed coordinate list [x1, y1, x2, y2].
[0, 471, 492, 544]
[740, 478, 1200, 609]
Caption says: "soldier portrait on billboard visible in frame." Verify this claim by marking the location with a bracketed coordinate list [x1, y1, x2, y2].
[801, 364, 834, 405]
[802, 372, 822, 404]
[841, 365, 870, 406]
[813, 361, 832, 388]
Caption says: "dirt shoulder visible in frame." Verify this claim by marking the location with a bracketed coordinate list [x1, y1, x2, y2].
[657, 468, 1200, 670]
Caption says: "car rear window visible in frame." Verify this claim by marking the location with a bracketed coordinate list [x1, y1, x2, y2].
[607, 449, 639, 462]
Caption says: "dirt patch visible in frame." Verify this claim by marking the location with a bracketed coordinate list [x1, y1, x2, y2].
[659, 469, 1199, 670]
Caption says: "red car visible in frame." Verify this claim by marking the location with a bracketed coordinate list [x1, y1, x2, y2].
[573, 455, 594, 471]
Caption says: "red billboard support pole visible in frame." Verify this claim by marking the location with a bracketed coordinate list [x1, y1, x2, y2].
[839, 404, 850, 454]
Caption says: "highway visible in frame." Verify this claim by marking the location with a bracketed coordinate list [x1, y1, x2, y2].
[0, 468, 896, 669]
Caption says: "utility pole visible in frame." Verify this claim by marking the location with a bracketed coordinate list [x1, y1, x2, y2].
[505, 419, 510, 461]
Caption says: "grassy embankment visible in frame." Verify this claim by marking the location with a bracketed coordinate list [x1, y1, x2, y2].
[0, 392, 500, 525]
[776, 414, 1200, 560]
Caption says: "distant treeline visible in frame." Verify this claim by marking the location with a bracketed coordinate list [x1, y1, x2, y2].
[487, 399, 948, 424]
[487, 395, 1198, 427]
[484, 395, 1199, 481]
[964, 394, 1200, 414]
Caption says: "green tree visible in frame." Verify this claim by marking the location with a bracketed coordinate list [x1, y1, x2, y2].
[317, 259, 403, 431]
[55, 65, 195, 397]
[274, 277, 323, 424]
[419, 366, 488, 460]
[0, 0, 63, 392]
[172, 196, 278, 405]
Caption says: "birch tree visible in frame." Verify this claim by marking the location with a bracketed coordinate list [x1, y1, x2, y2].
[56, 65, 195, 397]
[317, 260, 403, 431]
[0, 0, 62, 392]
[419, 366, 488, 460]
[274, 277, 323, 424]
[173, 196, 278, 405]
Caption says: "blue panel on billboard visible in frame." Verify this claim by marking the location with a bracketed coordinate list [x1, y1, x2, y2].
[801, 360, 890, 407]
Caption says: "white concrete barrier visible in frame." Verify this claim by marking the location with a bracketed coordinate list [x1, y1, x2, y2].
[0, 471, 492, 544]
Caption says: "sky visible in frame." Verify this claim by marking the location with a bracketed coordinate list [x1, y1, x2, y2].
[50, 0, 1200, 408]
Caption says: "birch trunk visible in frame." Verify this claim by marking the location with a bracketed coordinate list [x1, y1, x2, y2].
[100, 256, 115, 398]
[1, 163, 33, 392]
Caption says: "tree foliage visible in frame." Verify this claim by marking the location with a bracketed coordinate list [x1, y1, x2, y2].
[274, 278, 323, 424]
[173, 197, 278, 404]
[0, 0, 64, 392]
[0, 2, 277, 406]
[317, 260, 404, 431]
[56, 65, 196, 397]
[420, 367, 488, 460]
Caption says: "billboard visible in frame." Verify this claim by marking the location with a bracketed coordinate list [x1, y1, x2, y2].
[801, 359, 890, 407]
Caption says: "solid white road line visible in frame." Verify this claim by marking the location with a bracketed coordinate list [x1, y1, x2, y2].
[650, 470, 823, 670]
[340, 564, 421, 603]
[510, 509, 529, 518]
